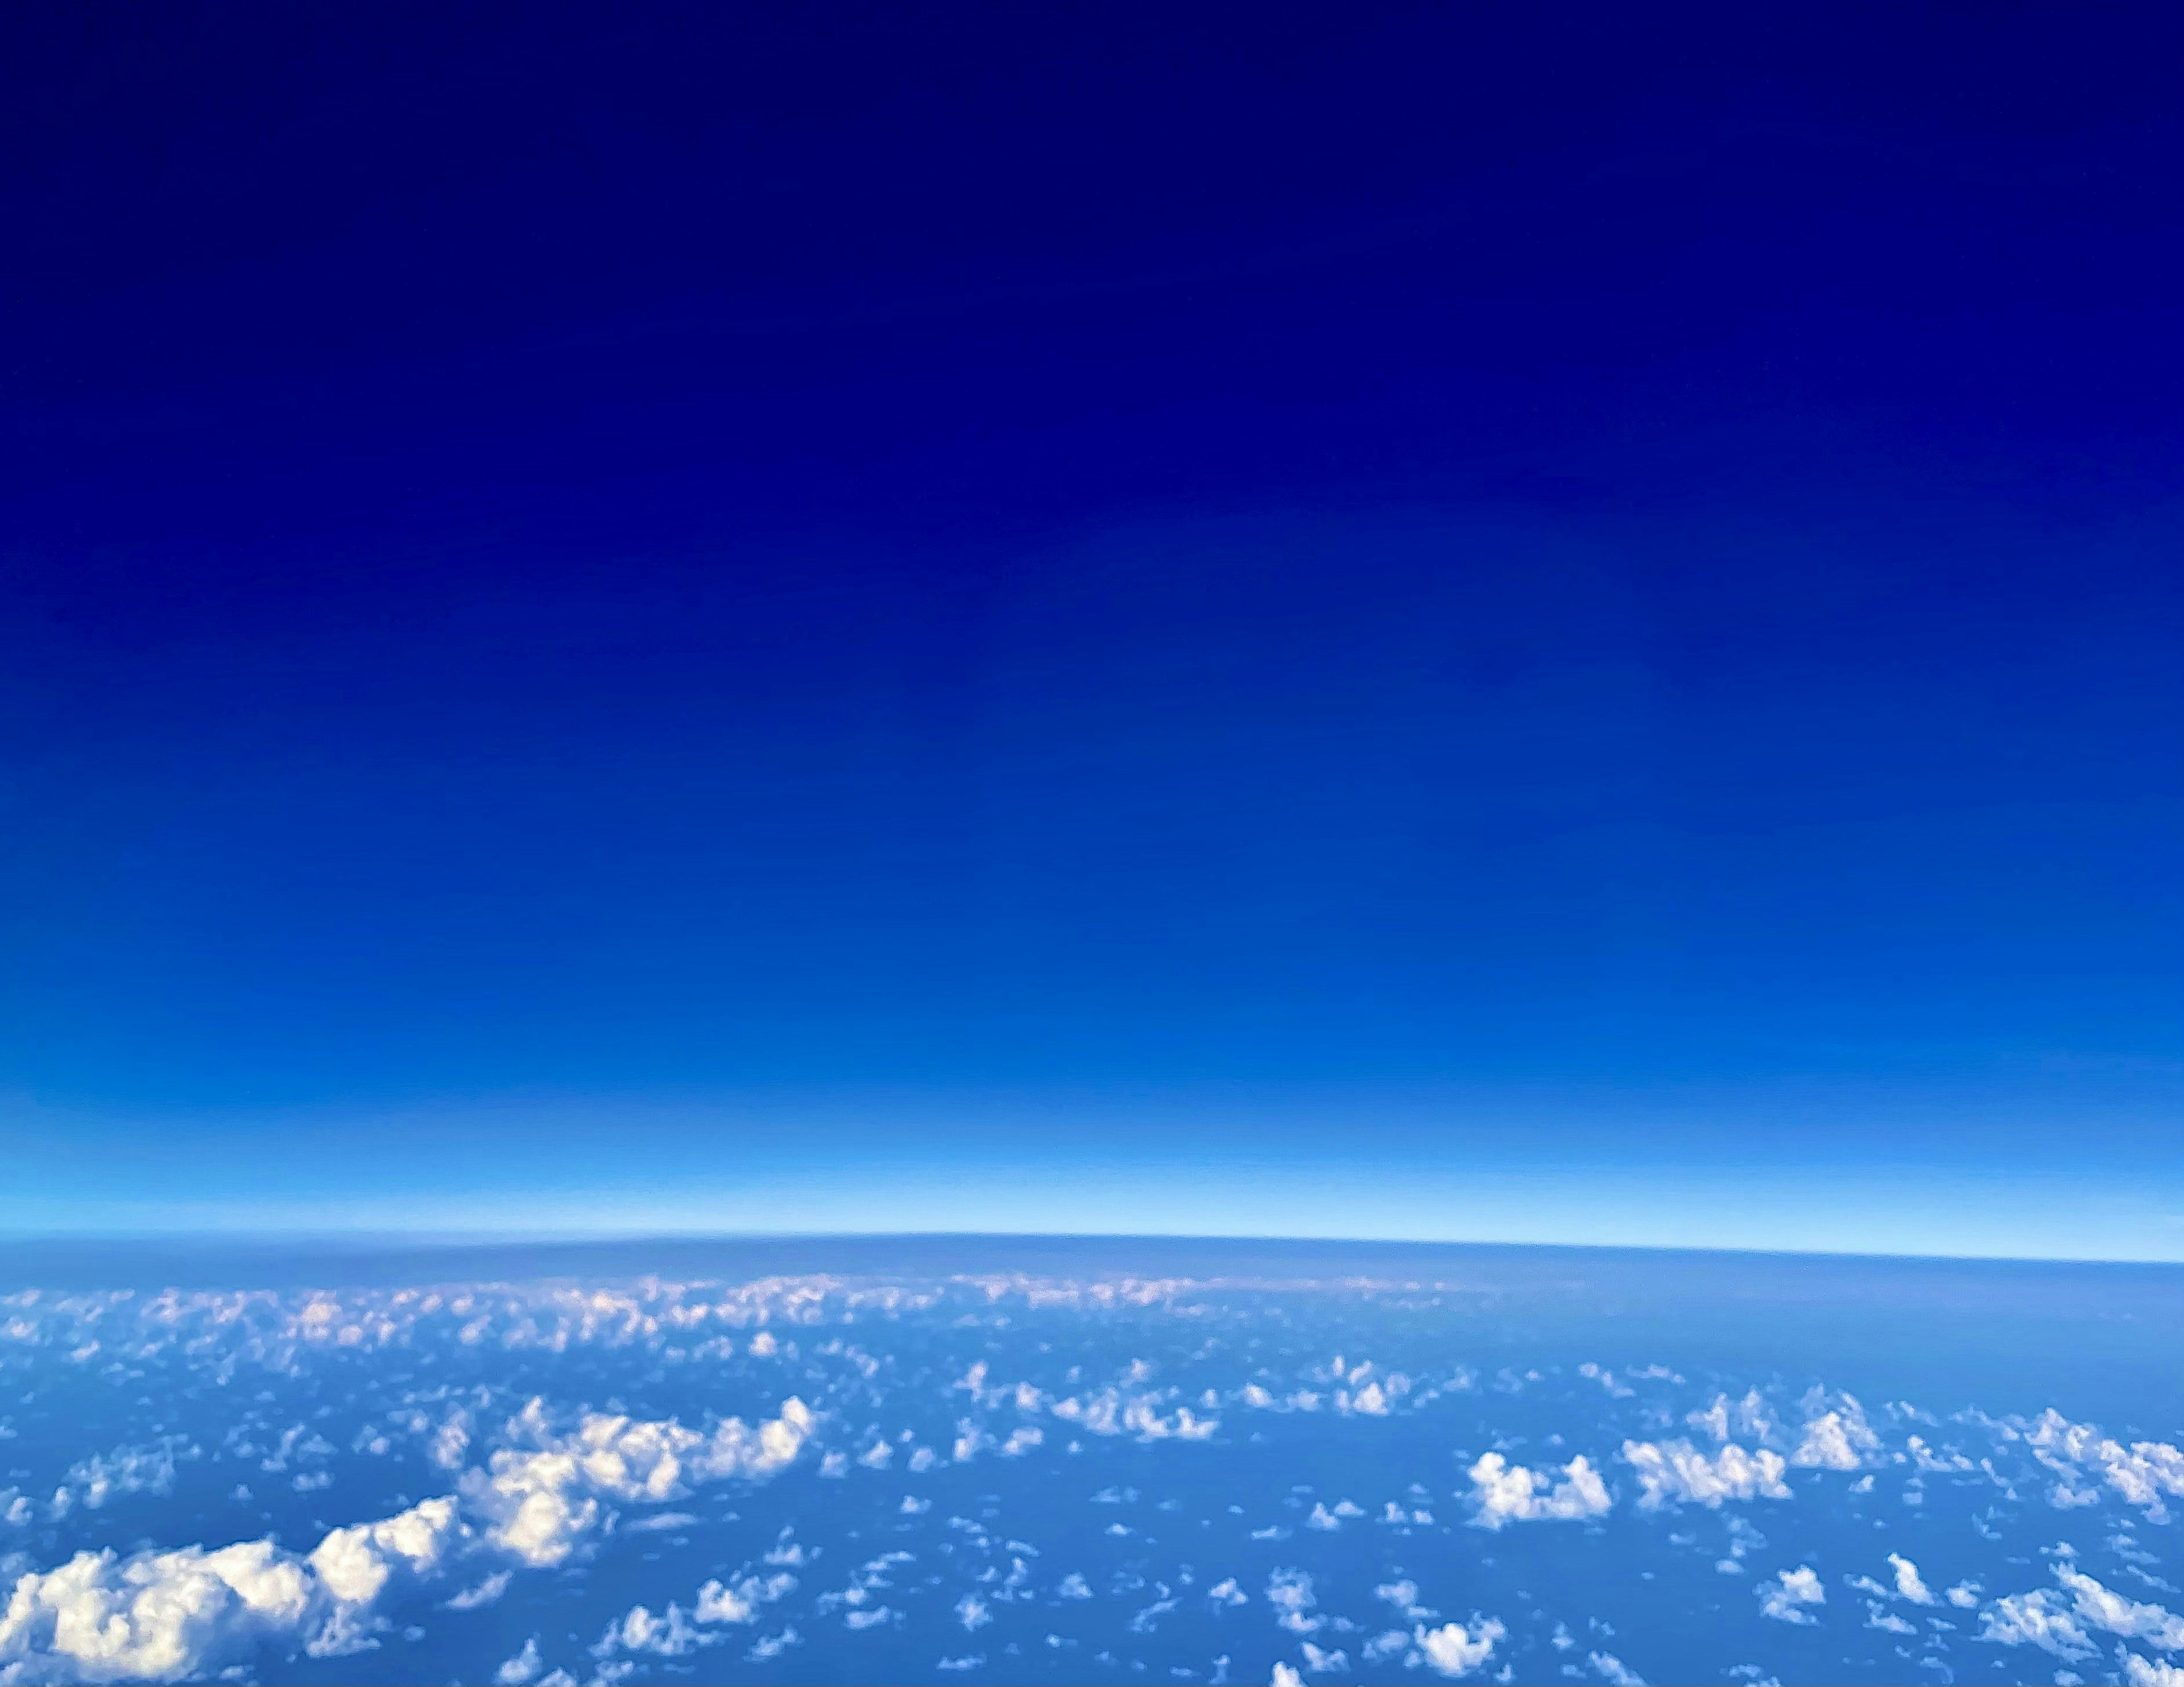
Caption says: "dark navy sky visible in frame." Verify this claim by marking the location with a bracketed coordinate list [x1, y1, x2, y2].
[4, 2, 2179, 1252]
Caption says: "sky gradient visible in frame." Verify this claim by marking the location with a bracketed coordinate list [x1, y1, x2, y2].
[3, 1, 2179, 1254]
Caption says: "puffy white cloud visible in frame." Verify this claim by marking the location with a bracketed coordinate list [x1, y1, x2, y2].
[1790, 1409, 1878, 1471]
[1758, 1567, 1825, 1624]
[1412, 1618, 1505, 1678]
[1267, 1570, 1321, 1636]
[309, 1496, 465, 1606]
[693, 1573, 796, 1624]
[47, 1440, 194, 1520]
[0, 1396, 812, 1684]
[493, 1635, 544, 1684]
[2051, 1566, 2184, 1651]
[1466, 1453, 1612, 1527]
[1048, 1390, 1216, 1442]
[2124, 1654, 2184, 1686]
[1620, 1441, 1789, 1508]
[462, 1397, 812, 1568]
[1887, 1553, 1937, 1605]
[1300, 1640, 1347, 1672]
[0, 1540, 316, 1684]
[1977, 1591, 2096, 1660]
[1272, 1664, 1304, 1687]
[1689, 1391, 1776, 1445]
[2028, 1412, 2184, 1523]
[592, 1601, 714, 1659]
[1589, 1649, 1645, 1685]
[1904, 1436, 1974, 1473]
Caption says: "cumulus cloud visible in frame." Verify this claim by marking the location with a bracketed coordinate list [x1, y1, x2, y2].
[1689, 1391, 1776, 1444]
[1466, 1453, 1612, 1527]
[47, 1439, 195, 1520]
[0, 1540, 317, 1684]
[2050, 1566, 2184, 1651]
[1620, 1441, 1790, 1508]
[493, 1635, 544, 1684]
[1887, 1553, 1937, 1605]
[1978, 1591, 2096, 1660]
[1049, 1390, 1216, 1443]
[2028, 1412, 2184, 1523]
[1412, 1618, 1505, 1678]
[1790, 1408, 1879, 1471]
[1267, 1570, 1321, 1636]
[0, 1397, 813, 1684]
[1589, 1649, 1645, 1685]
[462, 1397, 812, 1568]
[694, 1573, 797, 1624]
[1758, 1567, 1825, 1624]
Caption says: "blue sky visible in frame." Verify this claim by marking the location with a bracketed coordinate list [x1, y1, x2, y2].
[2, 2, 2178, 1254]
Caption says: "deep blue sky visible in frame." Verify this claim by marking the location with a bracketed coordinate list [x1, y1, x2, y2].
[3, 2, 2179, 1252]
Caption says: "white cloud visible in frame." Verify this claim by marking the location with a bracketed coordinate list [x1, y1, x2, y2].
[0, 1540, 317, 1684]
[493, 1635, 544, 1684]
[1978, 1591, 2096, 1661]
[2052, 1567, 2184, 1651]
[1589, 1649, 1645, 1685]
[1791, 1408, 1879, 1471]
[1301, 1640, 1348, 1673]
[746, 1626, 800, 1661]
[462, 1397, 812, 1568]
[1412, 1618, 1505, 1678]
[445, 1570, 512, 1610]
[1758, 1566, 1825, 1624]
[2028, 1412, 2184, 1524]
[592, 1602, 713, 1659]
[0, 1397, 813, 1684]
[47, 1438, 194, 1519]
[2124, 1654, 2184, 1686]
[1689, 1391, 1775, 1445]
[693, 1572, 796, 1624]
[1267, 1570, 1321, 1636]
[309, 1496, 465, 1606]
[1887, 1553, 1937, 1605]
[1466, 1453, 1612, 1527]
[1272, 1664, 1304, 1687]
[1620, 1441, 1790, 1508]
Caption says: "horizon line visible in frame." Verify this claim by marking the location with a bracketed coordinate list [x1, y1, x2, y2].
[2, 1227, 2179, 1272]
